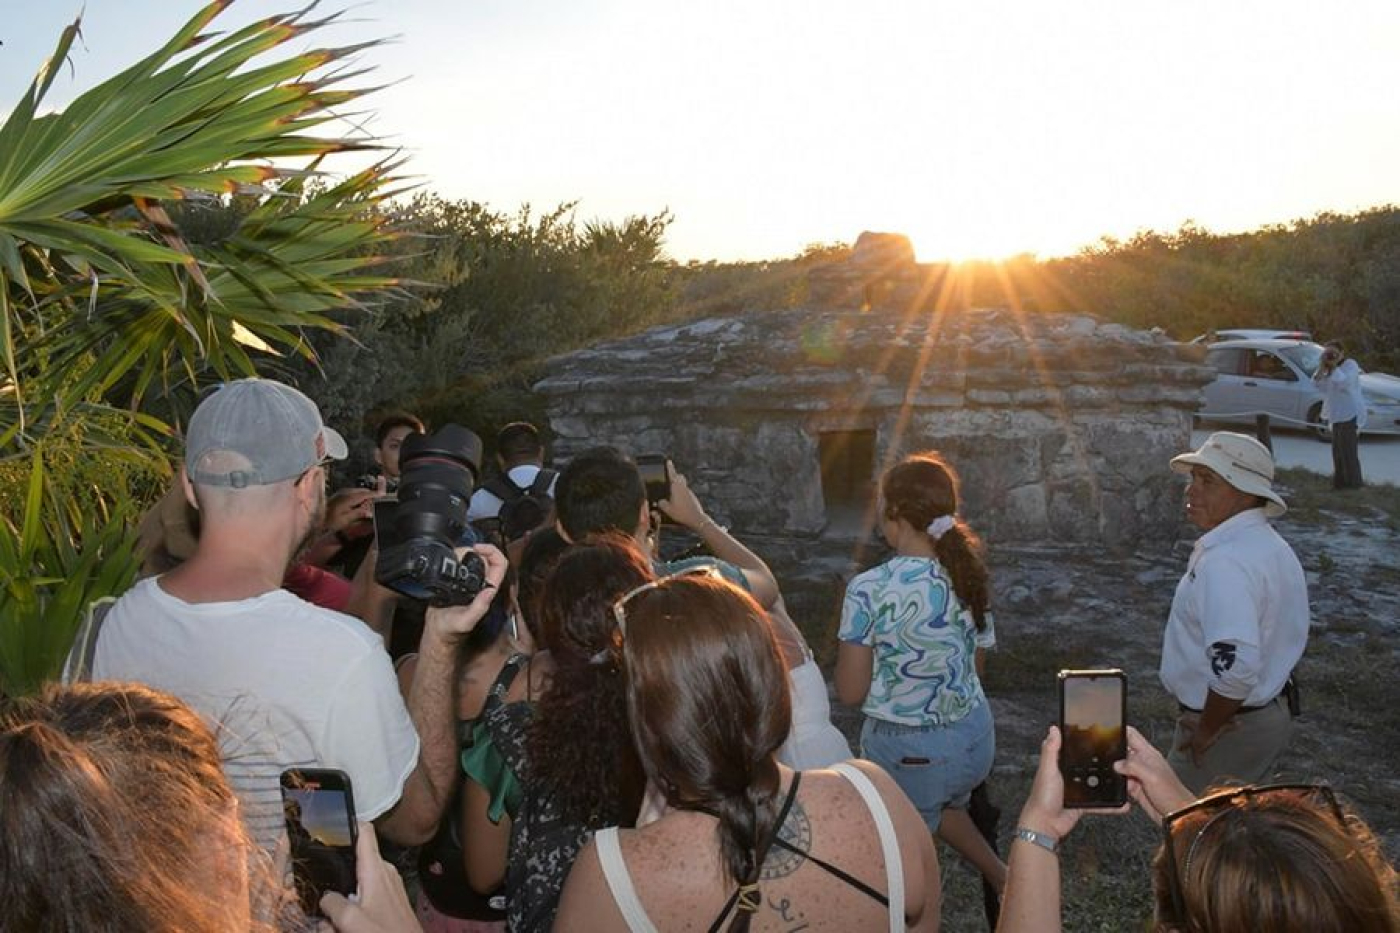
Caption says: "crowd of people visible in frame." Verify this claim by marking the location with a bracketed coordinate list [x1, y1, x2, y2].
[2, 376, 1395, 932]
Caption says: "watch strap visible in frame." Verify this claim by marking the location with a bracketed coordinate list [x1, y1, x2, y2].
[1013, 826, 1058, 854]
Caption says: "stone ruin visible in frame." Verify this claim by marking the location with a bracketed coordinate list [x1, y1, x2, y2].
[535, 233, 1214, 584]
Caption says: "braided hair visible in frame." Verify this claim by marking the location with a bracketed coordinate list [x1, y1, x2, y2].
[620, 576, 793, 932]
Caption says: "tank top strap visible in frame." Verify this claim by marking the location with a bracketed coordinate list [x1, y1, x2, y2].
[595, 827, 661, 933]
[830, 762, 906, 933]
[483, 651, 529, 713]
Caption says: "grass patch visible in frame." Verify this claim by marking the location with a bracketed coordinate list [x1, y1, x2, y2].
[1276, 467, 1400, 524]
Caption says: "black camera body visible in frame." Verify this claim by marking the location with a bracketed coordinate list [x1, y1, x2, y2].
[356, 473, 399, 494]
[374, 425, 488, 606]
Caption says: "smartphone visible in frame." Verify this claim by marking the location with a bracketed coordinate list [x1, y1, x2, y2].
[635, 455, 673, 509]
[280, 768, 358, 916]
[1057, 669, 1128, 808]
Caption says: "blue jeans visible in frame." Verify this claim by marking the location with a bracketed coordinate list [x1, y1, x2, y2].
[860, 700, 995, 833]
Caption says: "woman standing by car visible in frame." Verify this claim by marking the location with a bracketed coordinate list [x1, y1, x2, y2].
[1314, 342, 1367, 489]
[836, 451, 1007, 895]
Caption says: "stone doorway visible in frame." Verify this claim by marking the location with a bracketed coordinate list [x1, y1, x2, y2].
[818, 428, 876, 533]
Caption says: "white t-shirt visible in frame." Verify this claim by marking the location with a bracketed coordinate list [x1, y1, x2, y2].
[467, 463, 556, 521]
[1160, 509, 1309, 709]
[90, 578, 420, 857]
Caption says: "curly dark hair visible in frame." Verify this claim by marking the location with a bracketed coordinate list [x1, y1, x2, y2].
[882, 450, 991, 629]
[526, 533, 651, 827]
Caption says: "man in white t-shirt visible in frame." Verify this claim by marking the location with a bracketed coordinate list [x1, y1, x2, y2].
[1159, 431, 1309, 793]
[467, 421, 557, 522]
[69, 379, 504, 859]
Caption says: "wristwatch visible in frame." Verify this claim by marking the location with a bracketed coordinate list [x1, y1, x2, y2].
[1012, 826, 1058, 854]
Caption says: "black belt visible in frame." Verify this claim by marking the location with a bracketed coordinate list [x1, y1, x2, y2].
[1178, 695, 1280, 716]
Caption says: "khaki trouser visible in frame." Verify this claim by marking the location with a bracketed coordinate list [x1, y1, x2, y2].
[1167, 696, 1294, 796]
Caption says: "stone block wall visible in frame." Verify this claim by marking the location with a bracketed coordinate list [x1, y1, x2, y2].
[535, 306, 1212, 551]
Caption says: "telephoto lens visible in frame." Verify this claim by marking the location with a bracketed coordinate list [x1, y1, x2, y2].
[374, 425, 488, 605]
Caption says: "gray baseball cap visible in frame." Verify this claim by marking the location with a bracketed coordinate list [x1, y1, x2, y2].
[185, 379, 347, 488]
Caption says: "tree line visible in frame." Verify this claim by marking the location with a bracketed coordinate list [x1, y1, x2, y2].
[298, 203, 1400, 475]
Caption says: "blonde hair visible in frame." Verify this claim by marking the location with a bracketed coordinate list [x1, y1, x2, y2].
[0, 682, 285, 932]
[1153, 789, 1399, 933]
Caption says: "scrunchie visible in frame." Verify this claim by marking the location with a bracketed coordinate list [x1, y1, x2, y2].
[926, 514, 956, 540]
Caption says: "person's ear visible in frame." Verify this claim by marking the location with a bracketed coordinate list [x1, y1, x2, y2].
[179, 466, 199, 511]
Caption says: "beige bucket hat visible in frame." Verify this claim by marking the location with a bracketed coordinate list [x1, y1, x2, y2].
[1169, 431, 1287, 518]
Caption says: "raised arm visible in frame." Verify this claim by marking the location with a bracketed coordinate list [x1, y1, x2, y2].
[658, 470, 779, 608]
[376, 545, 507, 845]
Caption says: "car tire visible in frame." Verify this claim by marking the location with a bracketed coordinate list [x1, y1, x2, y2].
[1307, 402, 1332, 443]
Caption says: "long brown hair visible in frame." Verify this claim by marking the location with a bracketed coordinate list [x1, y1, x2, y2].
[621, 575, 793, 933]
[526, 533, 651, 827]
[0, 682, 281, 933]
[882, 450, 991, 629]
[1152, 790, 1399, 933]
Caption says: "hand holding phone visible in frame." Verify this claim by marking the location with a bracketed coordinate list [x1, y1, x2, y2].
[319, 823, 418, 933]
[1058, 669, 1128, 808]
[281, 768, 358, 917]
[634, 454, 672, 507]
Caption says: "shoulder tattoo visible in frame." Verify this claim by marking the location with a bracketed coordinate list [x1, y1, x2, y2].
[761, 798, 812, 881]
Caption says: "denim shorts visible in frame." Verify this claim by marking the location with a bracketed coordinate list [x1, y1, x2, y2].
[859, 700, 995, 833]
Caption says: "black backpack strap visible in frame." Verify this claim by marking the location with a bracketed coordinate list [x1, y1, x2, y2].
[484, 473, 527, 502]
[525, 468, 557, 497]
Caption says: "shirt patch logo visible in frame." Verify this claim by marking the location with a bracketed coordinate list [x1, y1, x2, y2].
[1210, 641, 1237, 676]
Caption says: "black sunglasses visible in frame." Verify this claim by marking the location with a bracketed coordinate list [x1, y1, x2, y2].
[1160, 783, 1344, 925]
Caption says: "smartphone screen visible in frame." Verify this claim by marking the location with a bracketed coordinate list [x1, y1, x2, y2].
[281, 768, 358, 916]
[1058, 669, 1128, 808]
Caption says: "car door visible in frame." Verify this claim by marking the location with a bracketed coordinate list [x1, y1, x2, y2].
[1202, 347, 1249, 421]
[1236, 349, 1307, 424]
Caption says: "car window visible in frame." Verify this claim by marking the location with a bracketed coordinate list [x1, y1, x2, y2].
[1205, 348, 1246, 375]
[1248, 351, 1296, 381]
[1278, 343, 1326, 377]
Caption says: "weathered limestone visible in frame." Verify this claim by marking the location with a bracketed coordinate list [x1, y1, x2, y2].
[536, 304, 1213, 550]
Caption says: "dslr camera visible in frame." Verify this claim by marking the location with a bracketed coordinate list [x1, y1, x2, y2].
[373, 425, 488, 606]
[355, 472, 399, 495]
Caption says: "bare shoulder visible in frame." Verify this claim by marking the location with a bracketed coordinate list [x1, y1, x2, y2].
[458, 646, 510, 719]
[839, 759, 929, 836]
[504, 650, 553, 704]
[556, 833, 629, 933]
[824, 759, 938, 924]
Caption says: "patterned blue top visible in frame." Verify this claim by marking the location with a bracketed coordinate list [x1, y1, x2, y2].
[839, 556, 996, 726]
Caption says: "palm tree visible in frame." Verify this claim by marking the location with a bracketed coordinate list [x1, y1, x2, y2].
[0, 2, 409, 695]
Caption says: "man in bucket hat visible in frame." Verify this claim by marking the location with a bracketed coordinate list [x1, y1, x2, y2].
[1159, 431, 1309, 793]
[67, 379, 505, 867]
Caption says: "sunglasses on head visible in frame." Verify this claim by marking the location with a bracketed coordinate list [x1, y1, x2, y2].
[1160, 783, 1344, 925]
[611, 565, 723, 637]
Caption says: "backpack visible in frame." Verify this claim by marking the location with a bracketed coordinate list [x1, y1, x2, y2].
[483, 468, 557, 543]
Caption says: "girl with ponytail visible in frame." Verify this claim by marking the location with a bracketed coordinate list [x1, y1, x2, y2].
[835, 450, 1008, 896]
[555, 574, 940, 932]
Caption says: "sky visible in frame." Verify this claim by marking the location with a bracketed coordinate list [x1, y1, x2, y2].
[3, 1, 1400, 263]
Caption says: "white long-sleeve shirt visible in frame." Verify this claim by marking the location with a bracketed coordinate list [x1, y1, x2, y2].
[1314, 358, 1367, 428]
